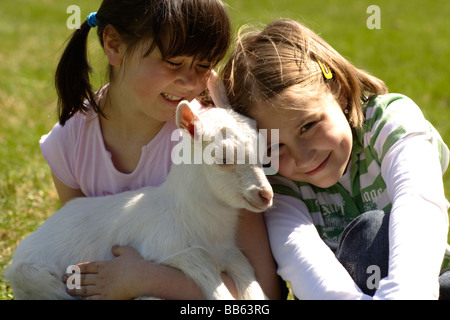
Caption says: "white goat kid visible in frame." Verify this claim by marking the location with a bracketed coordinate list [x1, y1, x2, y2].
[4, 100, 273, 300]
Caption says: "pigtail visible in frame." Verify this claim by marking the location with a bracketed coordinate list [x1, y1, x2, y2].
[55, 21, 104, 126]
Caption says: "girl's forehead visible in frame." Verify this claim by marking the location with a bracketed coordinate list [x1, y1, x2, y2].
[252, 101, 305, 127]
[132, 39, 210, 63]
[261, 90, 330, 118]
[278, 86, 328, 108]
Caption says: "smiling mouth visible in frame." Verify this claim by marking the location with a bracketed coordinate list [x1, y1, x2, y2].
[161, 93, 184, 101]
[304, 153, 331, 176]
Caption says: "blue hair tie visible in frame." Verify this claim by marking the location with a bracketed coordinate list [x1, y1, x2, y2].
[87, 12, 98, 28]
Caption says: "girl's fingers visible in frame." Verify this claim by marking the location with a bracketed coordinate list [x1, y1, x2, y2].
[66, 284, 99, 297]
[76, 261, 103, 274]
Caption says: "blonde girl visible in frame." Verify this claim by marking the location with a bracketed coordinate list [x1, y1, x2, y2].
[222, 18, 450, 299]
[41, 0, 280, 299]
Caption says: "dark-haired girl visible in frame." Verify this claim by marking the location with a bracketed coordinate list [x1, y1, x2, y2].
[41, 0, 279, 300]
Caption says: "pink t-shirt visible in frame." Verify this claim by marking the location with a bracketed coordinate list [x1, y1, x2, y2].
[40, 104, 186, 198]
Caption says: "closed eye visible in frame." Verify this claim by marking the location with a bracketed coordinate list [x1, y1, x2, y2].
[197, 63, 211, 70]
[166, 60, 182, 69]
[165, 59, 211, 72]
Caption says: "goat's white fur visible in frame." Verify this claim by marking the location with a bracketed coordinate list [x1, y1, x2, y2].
[4, 101, 273, 300]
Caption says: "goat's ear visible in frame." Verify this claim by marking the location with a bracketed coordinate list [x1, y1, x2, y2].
[207, 70, 230, 109]
[176, 101, 203, 139]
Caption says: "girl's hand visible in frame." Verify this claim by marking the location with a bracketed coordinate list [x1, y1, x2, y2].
[63, 245, 145, 300]
[62, 246, 233, 300]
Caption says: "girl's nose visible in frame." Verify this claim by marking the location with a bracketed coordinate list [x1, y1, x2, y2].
[176, 67, 198, 90]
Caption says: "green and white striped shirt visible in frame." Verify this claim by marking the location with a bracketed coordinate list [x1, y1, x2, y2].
[271, 93, 448, 244]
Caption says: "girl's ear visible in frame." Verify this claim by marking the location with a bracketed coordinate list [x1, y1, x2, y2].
[329, 80, 348, 111]
[103, 25, 123, 66]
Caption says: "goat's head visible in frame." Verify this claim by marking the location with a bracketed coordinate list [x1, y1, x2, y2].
[174, 101, 273, 213]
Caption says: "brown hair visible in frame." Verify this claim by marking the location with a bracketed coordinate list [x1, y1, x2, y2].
[222, 18, 388, 128]
[55, 0, 231, 125]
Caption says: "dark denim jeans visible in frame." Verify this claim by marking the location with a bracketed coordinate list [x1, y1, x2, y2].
[335, 210, 450, 299]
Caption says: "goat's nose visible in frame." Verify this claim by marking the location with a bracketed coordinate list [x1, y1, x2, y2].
[259, 188, 274, 205]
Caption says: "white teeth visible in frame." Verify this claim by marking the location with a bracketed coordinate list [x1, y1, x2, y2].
[162, 93, 182, 101]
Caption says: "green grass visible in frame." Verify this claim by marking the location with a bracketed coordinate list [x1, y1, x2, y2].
[1, 0, 449, 300]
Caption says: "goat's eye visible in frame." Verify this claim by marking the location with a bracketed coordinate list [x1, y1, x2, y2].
[216, 158, 229, 165]
[215, 157, 236, 166]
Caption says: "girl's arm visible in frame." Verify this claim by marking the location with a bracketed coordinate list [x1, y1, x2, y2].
[68, 245, 228, 300]
[51, 172, 85, 206]
[374, 134, 449, 299]
[236, 210, 281, 300]
[66, 210, 279, 299]
[265, 194, 369, 299]
[367, 97, 449, 299]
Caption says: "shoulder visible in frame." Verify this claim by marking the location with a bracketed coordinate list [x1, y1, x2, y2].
[41, 85, 108, 151]
[358, 94, 448, 171]
[40, 110, 101, 190]
[359, 94, 427, 155]
[363, 93, 422, 127]
[40, 109, 98, 154]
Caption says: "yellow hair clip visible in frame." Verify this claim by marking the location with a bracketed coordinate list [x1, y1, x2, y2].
[315, 57, 333, 80]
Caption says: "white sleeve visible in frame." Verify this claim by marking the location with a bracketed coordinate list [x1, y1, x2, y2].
[373, 134, 449, 299]
[264, 194, 371, 299]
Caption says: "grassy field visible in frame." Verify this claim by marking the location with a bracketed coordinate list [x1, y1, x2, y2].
[1, 0, 449, 300]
